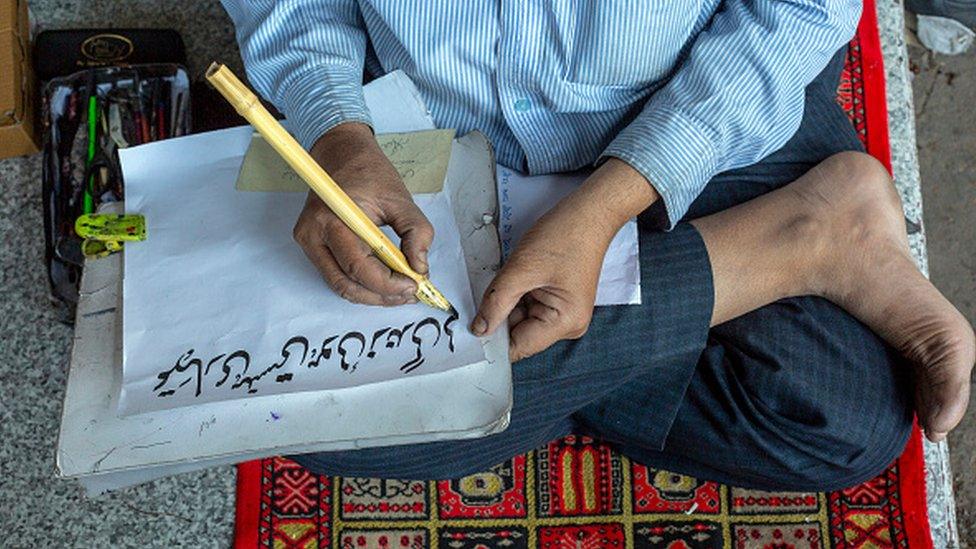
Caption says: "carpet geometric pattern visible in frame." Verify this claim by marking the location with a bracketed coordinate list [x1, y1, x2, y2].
[235, 430, 931, 548]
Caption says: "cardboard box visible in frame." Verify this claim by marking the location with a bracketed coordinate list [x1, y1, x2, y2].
[0, 0, 39, 159]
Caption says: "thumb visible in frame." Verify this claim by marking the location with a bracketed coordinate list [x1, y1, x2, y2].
[472, 261, 539, 336]
[386, 200, 435, 274]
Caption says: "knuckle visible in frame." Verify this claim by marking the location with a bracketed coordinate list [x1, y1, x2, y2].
[567, 317, 591, 339]
[334, 282, 361, 303]
[508, 340, 528, 361]
[567, 327, 587, 340]
[345, 256, 370, 281]
[325, 275, 345, 295]
[381, 293, 407, 307]
[292, 221, 310, 245]
[482, 286, 509, 313]
[513, 343, 540, 362]
[335, 286, 353, 301]
[482, 285, 499, 305]
[319, 214, 345, 235]
[304, 196, 331, 221]
[539, 307, 560, 324]
[416, 218, 435, 239]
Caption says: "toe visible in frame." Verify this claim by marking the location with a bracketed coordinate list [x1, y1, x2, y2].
[917, 326, 975, 441]
[920, 386, 961, 442]
[923, 374, 970, 441]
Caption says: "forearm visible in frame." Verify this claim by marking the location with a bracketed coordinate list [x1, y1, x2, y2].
[601, 0, 860, 228]
[221, 0, 371, 149]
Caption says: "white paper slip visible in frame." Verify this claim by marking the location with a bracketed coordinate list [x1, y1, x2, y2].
[119, 128, 484, 416]
[496, 166, 642, 306]
[363, 70, 437, 133]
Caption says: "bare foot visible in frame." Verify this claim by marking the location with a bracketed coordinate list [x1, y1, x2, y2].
[797, 152, 975, 442]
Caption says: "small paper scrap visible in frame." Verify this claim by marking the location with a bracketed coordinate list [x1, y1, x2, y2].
[236, 128, 456, 194]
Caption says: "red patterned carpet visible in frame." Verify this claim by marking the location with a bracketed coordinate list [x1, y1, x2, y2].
[234, 2, 934, 547]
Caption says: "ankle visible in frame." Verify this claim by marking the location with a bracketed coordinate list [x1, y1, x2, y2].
[788, 153, 906, 301]
[779, 194, 833, 299]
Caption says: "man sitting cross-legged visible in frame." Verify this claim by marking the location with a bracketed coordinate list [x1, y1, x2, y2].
[223, 1, 975, 489]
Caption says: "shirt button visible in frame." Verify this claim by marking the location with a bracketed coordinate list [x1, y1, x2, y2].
[513, 98, 531, 112]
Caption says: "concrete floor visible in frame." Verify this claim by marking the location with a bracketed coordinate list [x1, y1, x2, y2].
[0, 0, 970, 547]
[0, 4, 238, 547]
[909, 45, 976, 545]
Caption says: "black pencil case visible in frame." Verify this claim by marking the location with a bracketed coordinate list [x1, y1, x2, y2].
[41, 64, 191, 323]
[33, 29, 186, 82]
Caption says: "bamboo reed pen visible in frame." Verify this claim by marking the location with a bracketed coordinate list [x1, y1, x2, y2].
[206, 62, 454, 313]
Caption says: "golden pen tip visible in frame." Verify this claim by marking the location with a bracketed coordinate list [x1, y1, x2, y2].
[415, 278, 454, 313]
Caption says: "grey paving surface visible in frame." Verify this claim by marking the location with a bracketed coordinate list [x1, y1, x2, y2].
[0, 0, 963, 547]
[866, 2, 964, 544]
[909, 45, 976, 546]
[0, 2, 241, 547]
[0, 157, 237, 548]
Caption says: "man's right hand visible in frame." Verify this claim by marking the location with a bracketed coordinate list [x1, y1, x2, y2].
[293, 122, 434, 306]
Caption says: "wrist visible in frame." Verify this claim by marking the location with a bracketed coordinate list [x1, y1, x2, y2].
[309, 122, 381, 174]
[310, 122, 375, 154]
[581, 158, 660, 231]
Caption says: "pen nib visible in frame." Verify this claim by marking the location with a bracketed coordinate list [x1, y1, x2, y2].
[415, 277, 454, 313]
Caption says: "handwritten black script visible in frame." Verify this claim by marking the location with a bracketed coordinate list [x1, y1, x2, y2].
[153, 310, 460, 399]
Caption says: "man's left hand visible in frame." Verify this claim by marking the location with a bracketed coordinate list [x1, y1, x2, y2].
[471, 159, 659, 361]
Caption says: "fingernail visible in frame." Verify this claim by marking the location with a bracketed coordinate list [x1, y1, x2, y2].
[929, 431, 947, 443]
[472, 315, 487, 335]
[418, 251, 429, 273]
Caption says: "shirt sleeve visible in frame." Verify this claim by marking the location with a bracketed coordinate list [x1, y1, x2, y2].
[221, 0, 373, 149]
[600, 0, 861, 229]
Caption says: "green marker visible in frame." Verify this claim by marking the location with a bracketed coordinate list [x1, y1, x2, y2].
[84, 95, 97, 214]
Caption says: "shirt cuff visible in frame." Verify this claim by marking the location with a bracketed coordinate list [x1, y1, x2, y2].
[600, 107, 720, 229]
[281, 65, 374, 150]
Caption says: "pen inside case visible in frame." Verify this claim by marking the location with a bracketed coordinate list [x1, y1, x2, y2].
[41, 64, 191, 323]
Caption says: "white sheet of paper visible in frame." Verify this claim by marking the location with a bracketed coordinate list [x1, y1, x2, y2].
[496, 166, 642, 305]
[119, 127, 484, 416]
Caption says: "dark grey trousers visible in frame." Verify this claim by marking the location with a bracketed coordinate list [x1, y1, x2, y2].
[292, 49, 914, 491]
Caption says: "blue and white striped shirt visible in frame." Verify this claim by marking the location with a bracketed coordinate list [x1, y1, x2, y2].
[222, 0, 860, 227]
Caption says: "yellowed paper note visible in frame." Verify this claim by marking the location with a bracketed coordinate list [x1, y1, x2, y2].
[236, 128, 456, 194]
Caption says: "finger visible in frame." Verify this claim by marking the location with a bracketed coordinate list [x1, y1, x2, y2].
[472, 261, 541, 336]
[507, 301, 528, 328]
[300, 238, 409, 306]
[323, 222, 417, 299]
[385, 200, 435, 274]
[508, 305, 563, 362]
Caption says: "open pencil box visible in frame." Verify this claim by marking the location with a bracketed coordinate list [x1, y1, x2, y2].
[41, 64, 191, 323]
